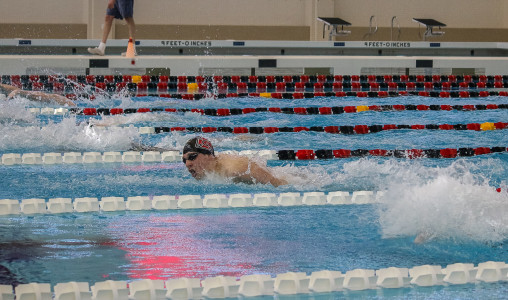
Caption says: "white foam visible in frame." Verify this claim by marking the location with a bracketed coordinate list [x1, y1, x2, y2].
[91, 112, 180, 127]
[0, 116, 138, 152]
[272, 163, 337, 189]
[373, 159, 508, 243]
[0, 97, 37, 124]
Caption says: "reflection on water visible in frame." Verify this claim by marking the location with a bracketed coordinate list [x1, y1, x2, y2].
[109, 213, 270, 280]
[103, 206, 508, 281]
[0, 204, 507, 287]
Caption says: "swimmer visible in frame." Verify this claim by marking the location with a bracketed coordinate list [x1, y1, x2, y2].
[0, 83, 75, 106]
[182, 136, 288, 187]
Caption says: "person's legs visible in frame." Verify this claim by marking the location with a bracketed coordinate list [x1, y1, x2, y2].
[89, 0, 135, 56]
[88, 14, 115, 55]
[102, 15, 115, 44]
[118, 0, 136, 55]
[124, 17, 135, 42]
[88, 4, 121, 56]
[122, 16, 137, 55]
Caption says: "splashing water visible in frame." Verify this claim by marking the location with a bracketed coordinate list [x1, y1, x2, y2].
[365, 158, 508, 243]
[0, 115, 139, 152]
[0, 97, 37, 124]
[89, 111, 183, 127]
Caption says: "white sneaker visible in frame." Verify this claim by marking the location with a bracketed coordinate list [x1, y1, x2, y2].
[88, 47, 105, 56]
[121, 51, 138, 56]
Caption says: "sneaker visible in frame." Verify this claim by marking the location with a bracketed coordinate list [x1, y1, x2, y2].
[88, 47, 105, 56]
[121, 51, 138, 56]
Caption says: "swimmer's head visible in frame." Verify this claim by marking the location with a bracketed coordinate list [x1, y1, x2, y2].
[183, 136, 214, 156]
[182, 137, 215, 180]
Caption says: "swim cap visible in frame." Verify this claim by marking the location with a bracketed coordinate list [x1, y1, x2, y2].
[183, 136, 214, 156]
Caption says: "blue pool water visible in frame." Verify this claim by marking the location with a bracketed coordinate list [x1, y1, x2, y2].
[0, 93, 507, 298]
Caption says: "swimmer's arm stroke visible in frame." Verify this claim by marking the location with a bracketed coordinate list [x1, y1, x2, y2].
[0, 83, 75, 106]
[221, 156, 287, 187]
[0, 83, 18, 95]
[247, 161, 288, 187]
[10, 90, 76, 106]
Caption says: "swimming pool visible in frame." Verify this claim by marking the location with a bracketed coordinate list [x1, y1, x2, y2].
[0, 78, 507, 299]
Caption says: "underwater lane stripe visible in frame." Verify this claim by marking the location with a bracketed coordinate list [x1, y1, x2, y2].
[31, 103, 508, 116]
[140, 122, 508, 135]
[1, 146, 506, 166]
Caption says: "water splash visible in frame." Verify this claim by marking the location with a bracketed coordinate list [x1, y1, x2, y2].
[0, 115, 139, 152]
[89, 111, 182, 127]
[0, 97, 37, 124]
[266, 157, 508, 243]
[368, 159, 508, 243]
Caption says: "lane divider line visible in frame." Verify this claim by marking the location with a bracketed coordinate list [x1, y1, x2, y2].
[135, 122, 508, 135]
[0, 190, 378, 215]
[1, 261, 507, 298]
[1, 146, 506, 166]
[71, 90, 508, 100]
[28, 104, 508, 116]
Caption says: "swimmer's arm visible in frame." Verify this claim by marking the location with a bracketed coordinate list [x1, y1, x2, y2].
[0, 83, 19, 95]
[1, 82, 74, 106]
[248, 161, 288, 187]
[221, 155, 287, 187]
[8, 89, 75, 106]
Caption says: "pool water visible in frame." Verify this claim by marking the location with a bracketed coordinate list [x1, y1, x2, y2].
[0, 94, 507, 299]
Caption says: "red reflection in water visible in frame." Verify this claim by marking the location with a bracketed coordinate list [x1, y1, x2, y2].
[107, 214, 260, 280]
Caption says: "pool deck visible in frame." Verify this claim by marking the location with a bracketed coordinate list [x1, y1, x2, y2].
[2, 39, 508, 75]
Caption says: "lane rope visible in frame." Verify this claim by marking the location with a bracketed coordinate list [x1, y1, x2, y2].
[6, 74, 508, 100]
[1, 146, 506, 166]
[1, 261, 506, 298]
[137, 122, 507, 135]
[70, 90, 508, 100]
[29, 103, 508, 116]
[0, 190, 381, 215]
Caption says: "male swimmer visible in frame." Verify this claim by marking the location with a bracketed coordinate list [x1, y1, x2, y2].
[0, 83, 75, 106]
[182, 136, 288, 187]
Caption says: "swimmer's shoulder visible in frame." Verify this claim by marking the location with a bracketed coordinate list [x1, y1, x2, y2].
[217, 153, 249, 163]
[216, 153, 249, 174]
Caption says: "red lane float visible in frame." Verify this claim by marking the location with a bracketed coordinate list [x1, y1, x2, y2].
[275, 147, 507, 160]
[145, 122, 508, 135]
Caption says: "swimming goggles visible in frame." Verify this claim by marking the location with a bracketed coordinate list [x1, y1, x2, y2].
[182, 152, 199, 163]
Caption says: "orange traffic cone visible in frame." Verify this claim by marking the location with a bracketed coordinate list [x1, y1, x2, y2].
[125, 37, 136, 58]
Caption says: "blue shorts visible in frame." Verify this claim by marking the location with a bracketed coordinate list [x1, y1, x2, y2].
[107, 0, 134, 20]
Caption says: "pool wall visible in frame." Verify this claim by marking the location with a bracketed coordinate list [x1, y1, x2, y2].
[3, 53, 508, 76]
